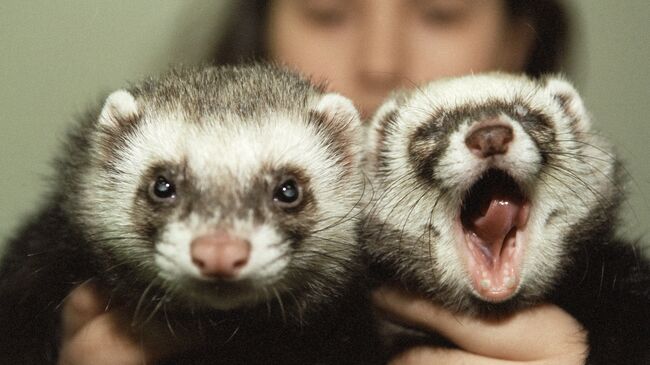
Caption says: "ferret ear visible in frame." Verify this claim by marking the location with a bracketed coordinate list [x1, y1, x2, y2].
[98, 90, 140, 129]
[312, 93, 362, 130]
[364, 98, 399, 171]
[543, 76, 591, 131]
[368, 98, 398, 131]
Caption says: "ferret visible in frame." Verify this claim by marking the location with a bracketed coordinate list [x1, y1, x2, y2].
[361, 73, 650, 364]
[0, 64, 380, 364]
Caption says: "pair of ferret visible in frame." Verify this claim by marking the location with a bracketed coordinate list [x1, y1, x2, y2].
[0, 64, 647, 364]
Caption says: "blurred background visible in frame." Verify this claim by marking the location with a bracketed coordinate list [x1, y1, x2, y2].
[1, 1, 649, 252]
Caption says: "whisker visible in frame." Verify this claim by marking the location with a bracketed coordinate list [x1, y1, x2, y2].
[272, 287, 287, 325]
[132, 279, 157, 326]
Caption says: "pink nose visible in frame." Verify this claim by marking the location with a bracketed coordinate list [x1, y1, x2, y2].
[190, 232, 251, 279]
[465, 124, 513, 158]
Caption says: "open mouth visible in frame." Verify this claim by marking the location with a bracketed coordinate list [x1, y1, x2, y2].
[459, 169, 530, 302]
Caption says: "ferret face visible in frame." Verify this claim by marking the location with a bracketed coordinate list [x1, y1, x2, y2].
[71, 69, 364, 312]
[364, 73, 619, 311]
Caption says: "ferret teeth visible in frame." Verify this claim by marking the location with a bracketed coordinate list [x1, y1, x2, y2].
[480, 279, 491, 289]
[504, 276, 515, 289]
[502, 263, 514, 276]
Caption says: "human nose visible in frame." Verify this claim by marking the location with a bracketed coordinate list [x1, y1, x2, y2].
[357, 8, 401, 88]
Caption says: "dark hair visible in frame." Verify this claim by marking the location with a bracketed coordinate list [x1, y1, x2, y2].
[213, 1, 271, 66]
[506, 0, 570, 76]
[213, 0, 570, 77]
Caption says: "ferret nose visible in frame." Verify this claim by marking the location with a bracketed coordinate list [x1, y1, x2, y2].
[190, 232, 251, 279]
[465, 124, 514, 158]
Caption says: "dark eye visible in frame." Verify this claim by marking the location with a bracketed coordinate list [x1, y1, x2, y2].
[273, 179, 302, 208]
[418, 2, 468, 26]
[149, 176, 176, 202]
[300, 1, 348, 27]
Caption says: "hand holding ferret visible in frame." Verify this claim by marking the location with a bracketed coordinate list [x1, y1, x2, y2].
[374, 286, 587, 365]
[57, 283, 587, 365]
[58, 283, 195, 365]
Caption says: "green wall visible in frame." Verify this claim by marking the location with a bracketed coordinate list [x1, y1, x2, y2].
[569, 0, 650, 244]
[1, 1, 648, 251]
[0, 1, 231, 247]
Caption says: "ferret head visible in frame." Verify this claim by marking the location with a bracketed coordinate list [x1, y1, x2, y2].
[363, 73, 621, 312]
[63, 65, 365, 316]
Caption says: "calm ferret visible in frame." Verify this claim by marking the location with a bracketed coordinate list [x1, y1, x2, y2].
[0, 64, 380, 364]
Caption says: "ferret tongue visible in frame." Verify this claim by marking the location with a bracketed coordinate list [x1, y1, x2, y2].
[466, 194, 528, 301]
[461, 172, 530, 301]
[472, 198, 521, 258]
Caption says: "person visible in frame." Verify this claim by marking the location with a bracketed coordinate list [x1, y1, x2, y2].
[59, 1, 587, 364]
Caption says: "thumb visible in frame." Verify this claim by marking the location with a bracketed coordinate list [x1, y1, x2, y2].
[61, 281, 108, 341]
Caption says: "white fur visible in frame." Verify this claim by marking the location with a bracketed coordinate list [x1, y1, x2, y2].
[156, 216, 203, 279]
[98, 90, 139, 128]
[364, 99, 398, 166]
[435, 113, 542, 193]
[240, 224, 288, 279]
[365, 73, 618, 304]
[314, 93, 361, 128]
[77, 100, 363, 307]
[155, 213, 288, 283]
[544, 77, 590, 125]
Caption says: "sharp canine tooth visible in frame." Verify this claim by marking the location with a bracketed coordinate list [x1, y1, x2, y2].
[481, 279, 491, 289]
[505, 276, 515, 288]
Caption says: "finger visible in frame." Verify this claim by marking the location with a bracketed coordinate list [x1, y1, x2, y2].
[59, 309, 186, 365]
[61, 282, 107, 341]
[373, 286, 586, 361]
[389, 346, 518, 365]
[388, 346, 584, 365]
[59, 311, 150, 365]
[60, 284, 195, 364]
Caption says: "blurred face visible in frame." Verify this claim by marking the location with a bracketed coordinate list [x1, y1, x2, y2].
[268, 0, 534, 118]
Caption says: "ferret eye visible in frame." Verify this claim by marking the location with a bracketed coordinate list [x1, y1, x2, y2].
[273, 179, 302, 208]
[150, 176, 176, 201]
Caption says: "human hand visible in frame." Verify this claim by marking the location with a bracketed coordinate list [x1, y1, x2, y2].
[57, 282, 188, 365]
[373, 286, 587, 365]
